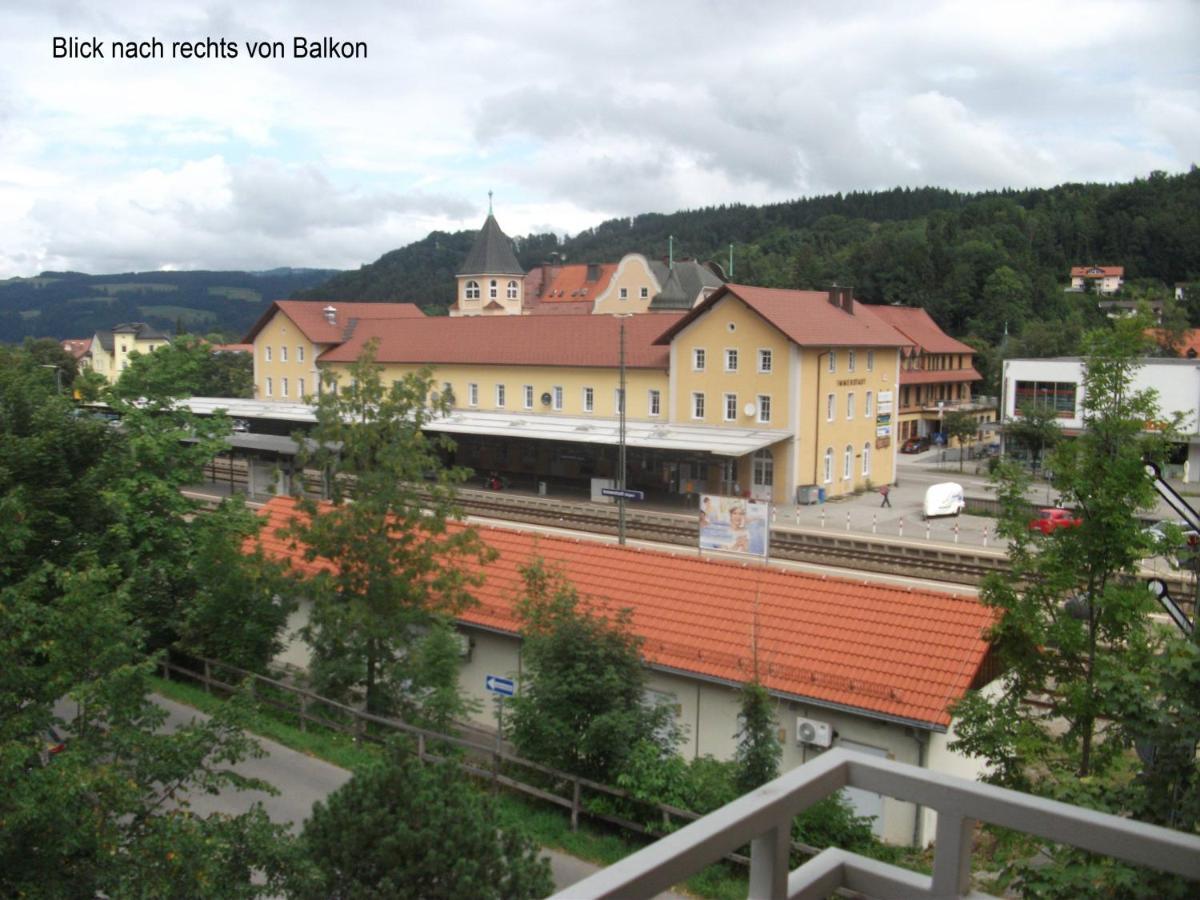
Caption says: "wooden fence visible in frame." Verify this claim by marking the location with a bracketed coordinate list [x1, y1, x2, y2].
[160, 653, 824, 865]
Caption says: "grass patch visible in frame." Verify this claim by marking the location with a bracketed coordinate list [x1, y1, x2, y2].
[151, 672, 750, 898]
[140, 305, 217, 324]
[209, 286, 262, 302]
[19, 309, 41, 319]
[66, 295, 116, 305]
[94, 282, 178, 294]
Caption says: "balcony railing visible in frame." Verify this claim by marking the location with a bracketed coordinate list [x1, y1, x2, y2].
[556, 748, 1200, 899]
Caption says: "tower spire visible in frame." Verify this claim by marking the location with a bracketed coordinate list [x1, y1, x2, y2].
[488, 190, 493, 216]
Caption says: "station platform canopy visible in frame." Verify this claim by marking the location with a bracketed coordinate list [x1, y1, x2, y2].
[180, 398, 790, 458]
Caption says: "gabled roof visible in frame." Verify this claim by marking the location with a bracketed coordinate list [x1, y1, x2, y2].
[458, 214, 524, 277]
[867, 306, 976, 355]
[528, 263, 618, 301]
[242, 301, 425, 345]
[1070, 265, 1124, 277]
[318, 313, 682, 369]
[649, 267, 690, 310]
[61, 338, 92, 359]
[648, 260, 724, 310]
[93, 323, 170, 351]
[252, 496, 995, 729]
[653, 284, 912, 348]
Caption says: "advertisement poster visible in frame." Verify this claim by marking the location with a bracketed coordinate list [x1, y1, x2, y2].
[698, 494, 770, 558]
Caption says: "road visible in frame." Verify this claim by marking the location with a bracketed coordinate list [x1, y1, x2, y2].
[155, 695, 689, 898]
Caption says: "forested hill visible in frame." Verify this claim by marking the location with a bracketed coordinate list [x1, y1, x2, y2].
[298, 169, 1200, 349]
[0, 268, 338, 343]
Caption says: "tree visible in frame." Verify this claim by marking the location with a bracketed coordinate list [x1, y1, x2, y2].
[293, 746, 553, 899]
[734, 680, 780, 794]
[287, 341, 492, 715]
[1004, 400, 1061, 472]
[941, 409, 979, 472]
[115, 333, 252, 400]
[950, 316, 1197, 896]
[507, 557, 676, 783]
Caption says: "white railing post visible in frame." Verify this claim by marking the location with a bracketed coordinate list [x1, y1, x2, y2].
[930, 811, 976, 897]
[748, 821, 791, 899]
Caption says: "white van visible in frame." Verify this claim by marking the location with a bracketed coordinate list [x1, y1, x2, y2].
[923, 482, 965, 519]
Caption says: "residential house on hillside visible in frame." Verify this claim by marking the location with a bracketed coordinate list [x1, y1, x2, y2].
[1067, 265, 1124, 295]
[82, 323, 171, 384]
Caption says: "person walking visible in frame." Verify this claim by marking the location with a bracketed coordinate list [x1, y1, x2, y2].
[879, 484, 891, 507]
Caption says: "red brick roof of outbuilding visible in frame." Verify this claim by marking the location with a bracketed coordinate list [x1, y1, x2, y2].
[318, 312, 682, 369]
[242, 301, 426, 345]
[653, 284, 913, 348]
[866, 306, 976, 355]
[250, 496, 996, 729]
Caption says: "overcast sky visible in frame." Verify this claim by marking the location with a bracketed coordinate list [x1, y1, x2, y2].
[1, 0, 1197, 277]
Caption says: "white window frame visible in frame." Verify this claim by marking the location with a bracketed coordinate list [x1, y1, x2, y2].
[692, 392, 705, 420]
[507, 280, 519, 299]
[827, 393, 835, 422]
[523, 384, 533, 409]
[648, 389, 661, 417]
[465, 280, 480, 300]
[495, 384, 506, 408]
[757, 394, 771, 424]
[693, 348, 706, 371]
[752, 448, 773, 488]
[758, 348, 772, 373]
[828, 351, 836, 373]
[865, 390, 873, 418]
[265, 345, 272, 362]
[847, 349, 855, 372]
[297, 377, 305, 397]
[867, 350, 875, 372]
[297, 345, 304, 362]
[553, 386, 563, 411]
[843, 444, 853, 480]
[468, 383, 479, 406]
[725, 348, 738, 372]
[640, 286, 649, 299]
[280, 345, 288, 362]
[823, 447, 833, 484]
[863, 442, 871, 477]
[847, 392, 855, 420]
[489, 279, 498, 299]
[281, 377, 288, 397]
[265, 376, 273, 397]
[583, 386, 594, 413]
[724, 393, 737, 422]
[619, 287, 628, 300]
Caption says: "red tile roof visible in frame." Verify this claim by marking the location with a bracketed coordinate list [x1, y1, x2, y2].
[251, 496, 995, 728]
[242, 301, 425, 345]
[60, 338, 92, 359]
[653, 284, 912, 348]
[529, 263, 618, 302]
[1070, 266, 1124, 278]
[866, 306, 976, 355]
[901, 368, 983, 386]
[525, 300, 595, 316]
[1147, 328, 1200, 358]
[318, 313, 682, 369]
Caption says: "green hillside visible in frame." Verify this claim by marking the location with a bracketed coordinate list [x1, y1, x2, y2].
[298, 170, 1200, 356]
[0, 268, 339, 343]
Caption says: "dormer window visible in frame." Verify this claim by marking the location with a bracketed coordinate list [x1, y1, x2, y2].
[465, 280, 480, 300]
[507, 280, 519, 299]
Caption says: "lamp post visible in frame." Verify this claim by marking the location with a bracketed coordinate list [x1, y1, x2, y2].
[39, 364, 63, 393]
[616, 314, 632, 545]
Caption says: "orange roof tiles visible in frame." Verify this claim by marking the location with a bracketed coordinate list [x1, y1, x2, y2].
[61, 338, 92, 359]
[867, 306, 976, 355]
[901, 368, 983, 386]
[529, 263, 618, 302]
[1070, 265, 1124, 278]
[317, 312, 682, 369]
[654, 284, 912, 349]
[251, 496, 995, 729]
[243, 301, 425, 345]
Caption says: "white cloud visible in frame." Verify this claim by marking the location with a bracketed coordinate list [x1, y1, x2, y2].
[0, 0, 1195, 276]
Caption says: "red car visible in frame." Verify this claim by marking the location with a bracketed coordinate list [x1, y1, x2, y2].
[1029, 507, 1082, 534]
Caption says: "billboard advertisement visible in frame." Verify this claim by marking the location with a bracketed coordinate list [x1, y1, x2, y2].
[699, 494, 770, 558]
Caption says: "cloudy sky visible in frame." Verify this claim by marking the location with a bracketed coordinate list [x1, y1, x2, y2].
[1, 0, 1197, 277]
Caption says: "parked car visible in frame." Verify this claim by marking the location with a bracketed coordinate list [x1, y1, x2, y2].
[1028, 507, 1083, 534]
[900, 436, 931, 454]
[1143, 520, 1200, 568]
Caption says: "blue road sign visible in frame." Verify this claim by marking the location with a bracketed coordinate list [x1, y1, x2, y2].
[601, 488, 645, 501]
[485, 674, 515, 697]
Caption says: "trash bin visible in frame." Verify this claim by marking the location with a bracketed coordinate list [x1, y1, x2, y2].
[537, 481, 548, 496]
[796, 485, 819, 505]
[817, 487, 826, 504]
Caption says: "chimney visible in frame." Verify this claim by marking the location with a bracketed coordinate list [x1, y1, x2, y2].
[322, 305, 337, 325]
[840, 286, 855, 314]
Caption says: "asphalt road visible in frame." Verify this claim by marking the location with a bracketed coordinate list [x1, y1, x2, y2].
[154, 696, 689, 898]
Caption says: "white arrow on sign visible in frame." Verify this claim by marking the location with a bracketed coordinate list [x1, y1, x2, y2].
[485, 674, 515, 696]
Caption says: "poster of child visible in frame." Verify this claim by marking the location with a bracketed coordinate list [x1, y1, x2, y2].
[698, 494, 769, 557]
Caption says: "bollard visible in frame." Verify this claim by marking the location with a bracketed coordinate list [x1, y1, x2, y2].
[772, 506, 778, 525]
[925, 520, 931, 541]
[872, 513, 877, 534]
[820, 509, 826, 529]
[954, 521, 960, 543]
[983, 526, 989, 547]
[795, 507, 801, 525]
[846, 511, 851, 532]
[899, 516, 904, 538]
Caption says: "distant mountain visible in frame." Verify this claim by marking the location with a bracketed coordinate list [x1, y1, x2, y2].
[296, 170, 1200, 342]
[0, 268, 340, 343]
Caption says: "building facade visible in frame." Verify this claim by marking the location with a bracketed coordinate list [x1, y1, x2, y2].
[82, 322, 171, 383]
[1068, 265, 1125, 295]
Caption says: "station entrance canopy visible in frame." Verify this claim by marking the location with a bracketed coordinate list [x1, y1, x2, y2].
[179, 398, 790, 457]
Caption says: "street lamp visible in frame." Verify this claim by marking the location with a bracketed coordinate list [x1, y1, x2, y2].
[616, 314, 632, 545]
[39, 364, 63, 393]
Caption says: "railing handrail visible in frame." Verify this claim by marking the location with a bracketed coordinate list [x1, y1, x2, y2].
[559, 747, 1200, 899]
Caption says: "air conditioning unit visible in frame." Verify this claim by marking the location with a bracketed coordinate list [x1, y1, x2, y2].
[796, 717, 833, 748]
